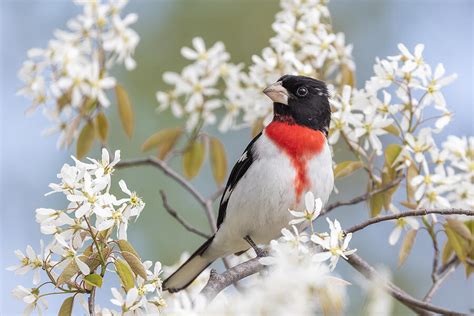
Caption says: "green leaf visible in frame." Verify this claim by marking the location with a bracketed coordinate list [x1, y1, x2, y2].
[445, 225, 466, 263]
[141, 128, 183, 154]
[57, 90, 72, 110]
[121, 251, 147, 280]
[381, 170, 399, 211]
[83, 245, 94, 257]
[334, 160, 363, 179]
[57, 261, 79, 286]
[399, 200, 418, 210]
[182, 140, 205, 179]
[383, 124, 400, 136]
[117, 240, 141, 260]
[58, 296, 74, 316]
[115, 259, 134, 291]
[95, 112, 109, 143]
[446, 219, 474, 241]
[84, 274, 103, 288]
[441, 239, 454, 265]
[115, 84, 134, 138]
[465, 220, 474, 234]
[398, 229, 417, 267]
[369, 192, 384, 217]
[340, 63, 355, 87]
[209, 137, 227, 186]
[384, 144, 403, 168]
[97, 228, 112, 242]
[405, 161, 418, 202]
[76, 121, 95, 160]
[368, 180, 384, 217]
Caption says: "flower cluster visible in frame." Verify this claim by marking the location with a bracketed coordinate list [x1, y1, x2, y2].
[330, 44, 456, 156]
[8, 149, 166, 316]
[156, 37, 240, 132]
[39, 148, 144, 242]
[394, 134, 473, 224]
[328, 44, 472, 245]
[18, 0, 139, 148]
[156, 0, 354, 132]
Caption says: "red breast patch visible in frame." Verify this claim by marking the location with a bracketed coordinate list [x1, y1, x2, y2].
[265, 121, 325, 202]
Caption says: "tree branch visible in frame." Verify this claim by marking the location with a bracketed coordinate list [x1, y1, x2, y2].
[427, 226, 440, 283]
[345, 254, 467, 316]
[345, 209, 474, 234]
[323, 177, 403, 215]
[209, 187, 225, 202]
[423, 259, 459, 303]
[116, 157, 217, 232]
[438, 256, 458, 275]
[88, 289, 96, 316]
[200, 258, 263, 301]
[159, 190, 211, 239]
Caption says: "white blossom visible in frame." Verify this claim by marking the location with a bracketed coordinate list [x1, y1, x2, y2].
[388, 205, 420, 245]
[311, 218, 357, 270]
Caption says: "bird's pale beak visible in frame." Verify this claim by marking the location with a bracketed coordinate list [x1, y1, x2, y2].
[263, 81, 289, 105]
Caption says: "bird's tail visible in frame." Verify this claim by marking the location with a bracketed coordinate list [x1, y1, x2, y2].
[162, 236, 216, 292]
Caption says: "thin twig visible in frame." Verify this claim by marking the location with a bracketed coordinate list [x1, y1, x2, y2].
[345, 254, 467, 315]
[426, 223, 440, 283]
[423, 259, 459, 303]
[345, 209, 474, 234]
[88, 288, 96, 316]
[159, 190, 211, 239]
[116, 157, 217, 231]
[438, 256, 458, 275]
[209, 187, 225, 202]
[323, 177, 403, 215]
[466, 258, 474, 267]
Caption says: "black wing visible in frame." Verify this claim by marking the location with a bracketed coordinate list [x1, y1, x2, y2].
[216, 132, 262, 229]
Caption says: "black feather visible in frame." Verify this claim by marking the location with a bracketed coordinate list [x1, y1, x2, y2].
[216, 132, 262, 229]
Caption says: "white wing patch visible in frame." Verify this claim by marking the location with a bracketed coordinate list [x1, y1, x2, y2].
[222, 187, 233, 203]
[237, 151, 248, 163]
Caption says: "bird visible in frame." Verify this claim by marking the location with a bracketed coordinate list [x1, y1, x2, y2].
[162, 75, 334, 292]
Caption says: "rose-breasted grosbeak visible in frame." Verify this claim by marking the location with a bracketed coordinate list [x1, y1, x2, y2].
[163, 75, 334, 292]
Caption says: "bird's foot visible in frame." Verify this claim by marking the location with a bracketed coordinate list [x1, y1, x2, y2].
[254, 247, 268, 258]
[243, 235, 268, 257]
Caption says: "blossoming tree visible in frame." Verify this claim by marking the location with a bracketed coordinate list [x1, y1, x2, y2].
[10, 0, 473, 315]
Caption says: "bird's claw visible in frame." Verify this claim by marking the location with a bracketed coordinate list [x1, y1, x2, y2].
[254, 247, 268, 258]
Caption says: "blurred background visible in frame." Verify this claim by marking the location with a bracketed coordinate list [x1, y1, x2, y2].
[1, 0, 472, 315]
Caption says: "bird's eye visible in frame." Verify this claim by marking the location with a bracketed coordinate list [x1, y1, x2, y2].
[296, 87, 308, 97]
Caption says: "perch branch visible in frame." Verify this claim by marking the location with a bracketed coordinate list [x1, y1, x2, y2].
[200, 258, 263, 301]
[323, 177, 403, 215]
[116, 157, 217, 231]
[345, 208, 474, 234]
[159, 190, 211, 239]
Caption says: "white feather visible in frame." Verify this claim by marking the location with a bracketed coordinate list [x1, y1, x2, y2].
[208, 132, 334, 258]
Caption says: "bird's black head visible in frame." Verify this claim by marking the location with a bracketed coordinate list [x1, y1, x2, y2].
[263, 75, 331, 135]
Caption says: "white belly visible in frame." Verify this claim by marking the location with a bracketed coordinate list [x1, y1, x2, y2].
[209, 133, 334, 257]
